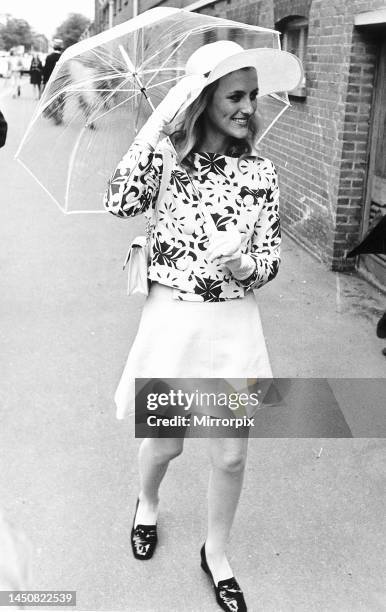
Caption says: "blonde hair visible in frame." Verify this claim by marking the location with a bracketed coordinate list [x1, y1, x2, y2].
[170, 70, 262, 170]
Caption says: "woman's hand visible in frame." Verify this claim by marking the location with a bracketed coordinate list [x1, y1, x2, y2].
[135, 75, 207, 148]
[206, 224, 256, 280]
[154, 75, 208, 126]
[206, 225, 242, 266]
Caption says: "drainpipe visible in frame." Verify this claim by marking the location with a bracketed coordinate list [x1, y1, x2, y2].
[133, 0, 138, 17]
[108, 0, 114, 28]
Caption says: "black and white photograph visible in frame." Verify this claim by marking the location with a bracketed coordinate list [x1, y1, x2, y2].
[0, 1, 385, 610]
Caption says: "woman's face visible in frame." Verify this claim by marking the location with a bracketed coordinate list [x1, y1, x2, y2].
[204, 68, 258, 141]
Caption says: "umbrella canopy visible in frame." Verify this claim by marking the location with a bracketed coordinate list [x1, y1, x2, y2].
[16, 7, 295, 214]
[346, 214, 386, 257]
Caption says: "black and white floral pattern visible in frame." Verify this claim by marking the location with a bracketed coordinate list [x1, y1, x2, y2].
[104, 140, 281, 302]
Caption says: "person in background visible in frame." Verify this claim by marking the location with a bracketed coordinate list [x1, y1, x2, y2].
[0, 109, 7, 147]
[0, 510, 31, 593]
[8, 51, 23, 98]
[43, 40, 63, 87]
[376, 311, 386, 356]
[30, 53, 43, 100]
[43, 40, 64, 125]
[346, 213, 386, 358]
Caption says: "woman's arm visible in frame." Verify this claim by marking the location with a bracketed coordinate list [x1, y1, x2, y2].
[234, 160, 281, 291]
[103, 75, 206, 219]
[103, 141, 163, 218]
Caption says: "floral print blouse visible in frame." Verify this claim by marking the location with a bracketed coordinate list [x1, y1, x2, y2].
[103, 140, 281, 302]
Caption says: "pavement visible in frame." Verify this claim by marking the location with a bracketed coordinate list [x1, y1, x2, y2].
[0, 79, 385, 611]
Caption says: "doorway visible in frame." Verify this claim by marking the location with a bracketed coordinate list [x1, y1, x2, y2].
[361, 37, 386, 287]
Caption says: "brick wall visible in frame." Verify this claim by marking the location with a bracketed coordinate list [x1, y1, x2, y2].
[274, 0, 312, 22]
[283, 0, 385, 271]
[114, 0, 134, 25]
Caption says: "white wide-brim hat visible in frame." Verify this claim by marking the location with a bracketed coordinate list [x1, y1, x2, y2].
[183, 39, 303, 101]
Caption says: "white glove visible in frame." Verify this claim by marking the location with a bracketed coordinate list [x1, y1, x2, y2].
[135, 75, 207, 148]
[155, 74, 207, 125]
[206, 224, 242, 265]
[206, 224, 256, 280]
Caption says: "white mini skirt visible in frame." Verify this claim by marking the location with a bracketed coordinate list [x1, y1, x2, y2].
[114, 282, 273, 420]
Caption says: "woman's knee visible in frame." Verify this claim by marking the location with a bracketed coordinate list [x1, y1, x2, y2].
[146, 437, 184, 463]
[210, 441, 248, 473]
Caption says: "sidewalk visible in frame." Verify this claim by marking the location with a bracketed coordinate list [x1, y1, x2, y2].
[258, 233, 385, 378]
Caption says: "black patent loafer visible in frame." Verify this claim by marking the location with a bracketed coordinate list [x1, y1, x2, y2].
[200, 544, 247, 612]
[130, 498, 158, 560]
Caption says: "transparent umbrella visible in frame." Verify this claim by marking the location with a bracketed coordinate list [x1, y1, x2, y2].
[16, 7, 297, 214]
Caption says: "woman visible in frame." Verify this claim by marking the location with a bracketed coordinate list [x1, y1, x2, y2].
[104, 41, 302, 612]
[8, 51, 23, 99]
[29, 54, 43, 100]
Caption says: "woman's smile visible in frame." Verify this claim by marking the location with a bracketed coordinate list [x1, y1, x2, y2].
[231, 115, 250, 127]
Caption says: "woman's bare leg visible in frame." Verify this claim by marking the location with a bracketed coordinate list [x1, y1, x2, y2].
[205, 434, 249, 583]
[135, 437, 185, 526]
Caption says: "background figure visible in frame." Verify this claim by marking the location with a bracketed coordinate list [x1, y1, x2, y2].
[43, 40, 64, 125]
[376, 311, 386, 355]
[30, 54, 43, 100]
[8, 51, 23, 99]
[0, 109, 7, 147]
[0, 510, 31, 592]
[69, 60, 98, 129]
[346, 213, 386, 357]
[43, 40, 63, 87]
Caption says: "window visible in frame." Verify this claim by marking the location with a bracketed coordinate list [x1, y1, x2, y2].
[277, 17, 308, 98]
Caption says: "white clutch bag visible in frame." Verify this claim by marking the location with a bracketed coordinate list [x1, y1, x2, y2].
[123, 236, 150, 296]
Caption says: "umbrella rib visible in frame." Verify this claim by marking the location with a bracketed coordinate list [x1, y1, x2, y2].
[66, 73, 134, 91]
[119, 45, 156, 111]
[15, 92, 68, 155]
[86, 90, 142, 123]
[65, 125, 87, 212]
[139, 32, 189, 71]
[73, 72, 137, 125]
[145, 75, 182, 92]
[66, 209, 107, 215]
[16, 158, 65, 213]
[71, 88, 137, 93]
[66, 82, 137, 93]
[89, 47, 127, 75]
[268, 92, 287, 102]
[256, 101, 290, 144]
[63, 124, 108, 213]
[140, 67, 186, 76]
[140, 33, 191, 88]
[90, 73, 136, 117]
